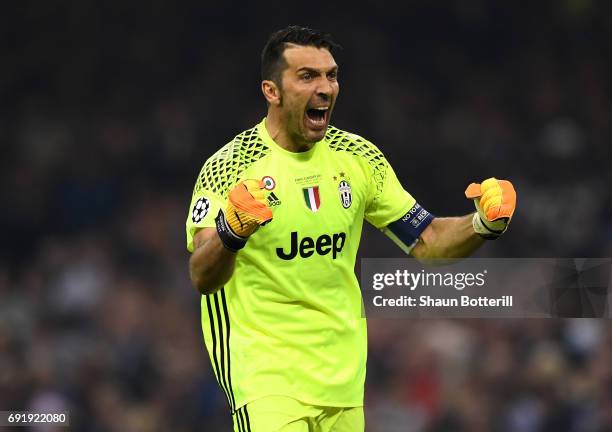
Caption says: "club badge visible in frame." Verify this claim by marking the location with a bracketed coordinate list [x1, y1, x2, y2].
[338, 180, 352, 209]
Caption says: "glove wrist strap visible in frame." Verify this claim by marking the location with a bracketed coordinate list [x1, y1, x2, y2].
[215, 210, 247, 252]
[472, 213, 506, 240]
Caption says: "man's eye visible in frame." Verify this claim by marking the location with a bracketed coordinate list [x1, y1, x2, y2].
[328, 72, 337, 80]
[302, 73, 312, 81]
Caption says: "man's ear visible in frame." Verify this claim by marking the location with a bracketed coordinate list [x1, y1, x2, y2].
[262, 80, 281, 106]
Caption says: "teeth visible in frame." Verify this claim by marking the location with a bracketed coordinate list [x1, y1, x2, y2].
[313, 107, 329, 111]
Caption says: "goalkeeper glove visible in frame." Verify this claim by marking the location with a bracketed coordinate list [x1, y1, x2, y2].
[465, 177, 516, 239]
[215, 179, 273, 251]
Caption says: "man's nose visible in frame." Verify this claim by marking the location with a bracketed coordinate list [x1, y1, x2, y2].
[316, 79, 333, 98]
[316, 91, 331, 102]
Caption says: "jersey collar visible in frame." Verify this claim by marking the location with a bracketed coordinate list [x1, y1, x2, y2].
[257, 118, 323, 161]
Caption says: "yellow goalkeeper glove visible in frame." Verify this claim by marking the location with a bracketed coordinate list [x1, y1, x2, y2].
[465, 178, 516, 239]
[215, 179, 273, 251]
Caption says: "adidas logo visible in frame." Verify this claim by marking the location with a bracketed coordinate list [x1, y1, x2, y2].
[267, 192, 281, 207]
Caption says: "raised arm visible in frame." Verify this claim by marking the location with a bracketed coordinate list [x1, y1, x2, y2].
[189, 228, 238, 295]
[188, 179, 273, 295]
[410, 215, 484, 261]
[410, 178, 516, 262]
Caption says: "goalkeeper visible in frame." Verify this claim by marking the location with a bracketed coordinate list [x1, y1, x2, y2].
[186, 26, 517, 432]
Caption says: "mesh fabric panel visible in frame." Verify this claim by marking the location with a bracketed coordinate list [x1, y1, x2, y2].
[326, 126, 388, 199]
[194, 127, 271, 199]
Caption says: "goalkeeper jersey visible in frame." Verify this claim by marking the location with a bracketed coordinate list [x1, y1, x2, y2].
[186, 118, 417, 411]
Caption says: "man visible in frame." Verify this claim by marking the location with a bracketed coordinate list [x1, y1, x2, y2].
[186, 26, 516, 432]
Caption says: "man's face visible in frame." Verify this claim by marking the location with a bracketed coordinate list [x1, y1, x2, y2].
[277, 45, 339, 143]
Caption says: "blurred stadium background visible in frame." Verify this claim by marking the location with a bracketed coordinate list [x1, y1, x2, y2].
[1, 1, 612, 431]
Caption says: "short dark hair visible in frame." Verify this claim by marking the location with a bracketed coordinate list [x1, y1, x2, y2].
[261, 25, 340, 86]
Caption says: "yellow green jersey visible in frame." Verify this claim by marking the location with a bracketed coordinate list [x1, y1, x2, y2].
[186, 118, 420, 412]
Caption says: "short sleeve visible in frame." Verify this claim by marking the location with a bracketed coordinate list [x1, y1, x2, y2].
[185, 185, 225, 253]
[185, 126, 273, 253]
[364, 153, 416, 229]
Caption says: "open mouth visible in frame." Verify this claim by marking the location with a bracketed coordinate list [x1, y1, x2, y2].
[304, 106, 329, 130]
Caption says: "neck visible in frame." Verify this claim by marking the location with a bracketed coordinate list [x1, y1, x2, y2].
[265, 109, 314, 153]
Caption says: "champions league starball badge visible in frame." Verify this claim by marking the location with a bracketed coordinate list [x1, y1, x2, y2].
[192, 197, 210, 223]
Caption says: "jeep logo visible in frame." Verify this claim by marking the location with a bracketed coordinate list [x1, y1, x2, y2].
[276, 232, 346, 260]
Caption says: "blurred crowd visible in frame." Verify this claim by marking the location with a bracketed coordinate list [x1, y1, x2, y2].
[1, 1, 612, 431]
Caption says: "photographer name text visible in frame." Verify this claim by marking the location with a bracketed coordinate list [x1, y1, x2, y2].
[373, 295, 513, 308]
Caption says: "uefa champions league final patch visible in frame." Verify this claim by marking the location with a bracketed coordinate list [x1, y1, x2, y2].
[192, 197, 210, 223]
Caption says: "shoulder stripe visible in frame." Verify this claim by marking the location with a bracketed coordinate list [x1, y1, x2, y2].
[220, 289, 236, 410]
[325, 126, 389, 197]
[236, 407, 246, 432]
[205, 294, 232, 409]
[195, 127, 271, 199]
[239, 408, 247, 432]
[243, 406, 252, 432]
[213, 293, 233, 410]
[204, 289, 237, 413]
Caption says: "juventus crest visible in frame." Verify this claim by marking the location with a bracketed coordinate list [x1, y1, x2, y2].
[338, 180, 352, 209]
